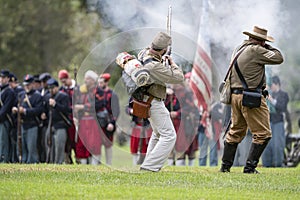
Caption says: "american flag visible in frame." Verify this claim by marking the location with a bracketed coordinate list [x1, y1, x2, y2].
[190, 0, 212, 111]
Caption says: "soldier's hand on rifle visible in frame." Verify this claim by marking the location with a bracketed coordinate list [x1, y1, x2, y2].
[12, 107, 18, 114]
[49, 98, 56, 107]
[163, 55, 174, 65]
[19, 106, 26, 114]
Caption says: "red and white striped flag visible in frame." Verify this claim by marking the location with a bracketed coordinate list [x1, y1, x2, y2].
[190, 0, 212, 111]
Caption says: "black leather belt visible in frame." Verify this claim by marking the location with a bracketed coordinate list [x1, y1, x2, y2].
[232, 88, 264, 95]
[232, 89, 243, 94]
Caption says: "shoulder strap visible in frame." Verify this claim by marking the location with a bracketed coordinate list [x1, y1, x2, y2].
[141, 58, 157, 65]
[234, 61, 265, 90]
[223, 45, 248, 81]
[25, 94, 33, 108]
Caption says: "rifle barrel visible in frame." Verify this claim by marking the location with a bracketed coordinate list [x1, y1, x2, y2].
[17, 99, 22, 163]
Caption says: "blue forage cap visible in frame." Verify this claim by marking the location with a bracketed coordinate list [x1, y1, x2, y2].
[46, 78, 59, 88]
[9, 73, 18, 82]
[23, 74, 34, 85]
[0, 70, 10, 77]
[39, 72, 51, 81]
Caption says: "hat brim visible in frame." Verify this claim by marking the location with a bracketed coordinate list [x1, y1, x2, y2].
[48, 85, 57, 88]
[243, 31, 274, 42]
[23, 82, 32, 86]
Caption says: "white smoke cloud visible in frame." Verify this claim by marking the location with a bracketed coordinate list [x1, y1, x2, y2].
[208, 0, 287, 50]
[95, 0, 287, 48]
[92, 0, 290, 80]
[96, 0, 202, 39]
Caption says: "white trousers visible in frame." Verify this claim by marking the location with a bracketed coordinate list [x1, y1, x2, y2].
[140, 99, 176, 171]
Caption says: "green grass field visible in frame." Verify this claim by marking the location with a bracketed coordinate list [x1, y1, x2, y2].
[1, 164, 299, 200]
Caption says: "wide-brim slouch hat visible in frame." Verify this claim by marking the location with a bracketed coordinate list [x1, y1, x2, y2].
[243, 26, 274, 42]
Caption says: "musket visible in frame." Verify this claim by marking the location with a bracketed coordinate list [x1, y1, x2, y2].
[222, 119, 231, 140]
[164, 5, 172, 68]
[17, 96, 22, 163]
[221, 104, 232, 140]
[73, 67, 79, 143]
[46, 100, 53, 163]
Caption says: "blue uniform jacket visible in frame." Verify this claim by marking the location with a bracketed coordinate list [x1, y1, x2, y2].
[19, 89, 44, 129]
[0, 84, 15, 123]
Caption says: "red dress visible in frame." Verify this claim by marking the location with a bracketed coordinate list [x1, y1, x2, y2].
[74, 86, 105, 158]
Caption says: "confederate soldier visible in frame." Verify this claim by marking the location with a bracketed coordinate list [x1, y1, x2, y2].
[12, 74, 44, 163]
[8, 73, 24, 163]
[73, 70, 105, 165]
[220, 26, 284, 173]
[58, 69, 77, 164]
[98, 73, 120, 165]
[0, 70, 15, 163]
[44, 78, 71, 164]
[137, 32, 184, 172]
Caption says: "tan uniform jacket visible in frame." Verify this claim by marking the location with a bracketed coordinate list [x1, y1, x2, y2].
[230, 40, 284, 89]
[138, 48, 184, 99]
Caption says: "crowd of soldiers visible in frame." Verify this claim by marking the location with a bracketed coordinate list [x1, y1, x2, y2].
[0, 67, 225, 166]
[0, 69, 120, 165]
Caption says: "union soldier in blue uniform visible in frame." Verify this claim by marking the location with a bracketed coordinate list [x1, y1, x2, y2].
[0, 70, 15, 163]
[44, 78, 71, 164]
[38, 72, 52, 163]
[12, 74, 44, 163]
[8, 73, 24, 162]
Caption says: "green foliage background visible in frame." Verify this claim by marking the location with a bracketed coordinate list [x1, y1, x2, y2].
[0, 0, 103, 78]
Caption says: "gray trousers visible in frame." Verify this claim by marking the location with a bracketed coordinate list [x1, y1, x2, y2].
[141, 99, 176, 171]
[21, 126, 39, 163]
[0, 121, 10, 163]
[53, 128, 67, 164]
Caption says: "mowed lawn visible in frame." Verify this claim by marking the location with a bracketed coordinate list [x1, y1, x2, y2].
[0, 164, 299, 200]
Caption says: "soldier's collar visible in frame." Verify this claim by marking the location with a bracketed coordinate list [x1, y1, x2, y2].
[149, 49, 162, 60]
